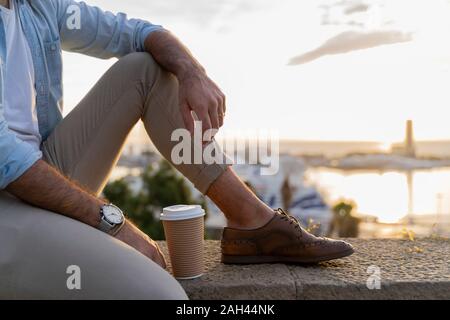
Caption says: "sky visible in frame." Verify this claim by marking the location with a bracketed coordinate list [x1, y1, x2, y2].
[62, 0, 450, 143]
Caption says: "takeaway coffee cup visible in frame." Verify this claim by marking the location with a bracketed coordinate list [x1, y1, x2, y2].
[160, 205, 205, 280]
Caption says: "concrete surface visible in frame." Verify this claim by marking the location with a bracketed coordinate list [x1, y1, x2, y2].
[158, 239, 450, 300]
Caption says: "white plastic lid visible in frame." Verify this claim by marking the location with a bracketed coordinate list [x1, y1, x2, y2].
[160, 205, 205, 221]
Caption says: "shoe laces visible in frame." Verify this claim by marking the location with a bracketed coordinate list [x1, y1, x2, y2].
[275, 208, 303, 237]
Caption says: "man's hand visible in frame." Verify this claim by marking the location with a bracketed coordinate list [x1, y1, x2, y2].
[145, 30, 226, 137]
[178, 70, 226, 137]
[115, 220, 167, 269]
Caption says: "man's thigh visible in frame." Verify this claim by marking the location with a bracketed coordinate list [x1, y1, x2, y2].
[42, 53, 155, 195]
[0, 191, 187, 300]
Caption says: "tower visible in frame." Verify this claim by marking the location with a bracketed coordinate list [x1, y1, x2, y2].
[404, 120, 416, 158]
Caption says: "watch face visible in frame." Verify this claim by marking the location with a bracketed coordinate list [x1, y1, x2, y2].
[103, 205, 124, 224]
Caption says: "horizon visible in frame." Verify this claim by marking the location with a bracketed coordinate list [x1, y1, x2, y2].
[124, 135, 450, 158]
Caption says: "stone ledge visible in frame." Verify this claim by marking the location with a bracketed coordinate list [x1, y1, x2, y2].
[158, 239, 450, 300]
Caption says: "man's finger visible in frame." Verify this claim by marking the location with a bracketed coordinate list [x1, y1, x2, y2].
[150, 245, 166, 269]
[180, 103, 194, 134]
[156, 252, 167, 269]
[199, 113, 213, 141]
[217, 95, 225, 127]
[218, 111, 224, 127]
[209, 102, 220, 130]
[221, 92, 227, 115]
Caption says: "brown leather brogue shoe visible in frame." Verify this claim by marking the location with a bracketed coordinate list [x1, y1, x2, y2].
[221, 209, 354, 264]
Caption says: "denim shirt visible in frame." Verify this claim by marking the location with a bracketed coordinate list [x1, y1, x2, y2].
[0, 0, 163, 188]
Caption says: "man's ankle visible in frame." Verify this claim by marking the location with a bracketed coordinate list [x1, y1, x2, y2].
[226, 207, 275, 230]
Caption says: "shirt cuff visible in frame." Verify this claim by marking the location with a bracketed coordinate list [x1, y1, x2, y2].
[139, 23, 165, 52]
[0, 146, 42, 189]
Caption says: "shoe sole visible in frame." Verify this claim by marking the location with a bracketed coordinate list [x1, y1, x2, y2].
[221, 248, 355, 265]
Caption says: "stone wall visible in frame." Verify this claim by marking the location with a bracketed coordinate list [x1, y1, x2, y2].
[159, 239, 450, 300]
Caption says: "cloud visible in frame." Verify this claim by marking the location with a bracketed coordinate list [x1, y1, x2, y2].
[321, 1, 371, 25]
[344, 3, 370, 15]
[288, 30, 413, 65]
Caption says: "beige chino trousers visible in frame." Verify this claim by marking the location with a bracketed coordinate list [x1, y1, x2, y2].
[0, 53, 229, 299]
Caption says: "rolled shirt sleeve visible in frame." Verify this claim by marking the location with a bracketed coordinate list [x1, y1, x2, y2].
[54, 0, 164, 59]
[0, 120, 42, 189]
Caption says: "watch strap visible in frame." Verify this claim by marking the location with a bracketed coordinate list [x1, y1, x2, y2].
[98, 204, 125, 236]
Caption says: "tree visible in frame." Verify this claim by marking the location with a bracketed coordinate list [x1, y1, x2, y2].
[103, 160, 205, 240]
[142, 161, 195, 208]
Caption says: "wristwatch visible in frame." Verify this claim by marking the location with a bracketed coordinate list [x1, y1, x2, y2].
[98, 203, 125, 236]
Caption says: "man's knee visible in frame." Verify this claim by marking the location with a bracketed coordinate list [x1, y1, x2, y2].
[124, 265, 189, 300]
[118, 52, 179, 98]
[143, 277, 189, 300]
[120, 52, 157, 70]
[118, 53, 161, 82]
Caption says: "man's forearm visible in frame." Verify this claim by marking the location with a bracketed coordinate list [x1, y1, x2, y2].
[6, 160, 165, 266]
[144, 30, 205, 80]
[6, 160, 103, 227]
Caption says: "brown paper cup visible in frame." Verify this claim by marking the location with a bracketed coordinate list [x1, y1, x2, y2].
[161, 205, 205, 280]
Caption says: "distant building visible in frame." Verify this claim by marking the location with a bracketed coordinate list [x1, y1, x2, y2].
[391, 120, 416, 157]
